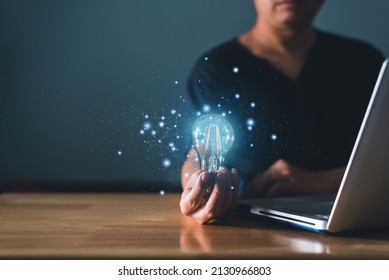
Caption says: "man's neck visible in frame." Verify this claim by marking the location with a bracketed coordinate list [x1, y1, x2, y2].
[247, 21, 316, 55]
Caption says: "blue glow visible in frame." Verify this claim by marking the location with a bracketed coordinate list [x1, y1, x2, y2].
[159, 190, 165, 196]
[250, 102, 256, 108]
[192, 114, 235, 173]
[117, 150, 122, 155]
[234, 93, 240, 99]
[162, 158, 171, 168]
[144, 122, 151, 130]
[203, 104, 211, 113]
[246, 118, 255, 126]
[271, 134, 278, 141]
[233, 67, 239, 73]
[159, 121, 165, 128]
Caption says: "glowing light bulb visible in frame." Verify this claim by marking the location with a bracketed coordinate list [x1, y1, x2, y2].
[192, 114, 235, 173]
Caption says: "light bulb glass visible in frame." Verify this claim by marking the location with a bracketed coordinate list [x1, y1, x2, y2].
[192, 114, 235, 173]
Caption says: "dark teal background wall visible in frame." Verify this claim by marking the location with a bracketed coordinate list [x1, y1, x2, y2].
[0, 0, 388, 188]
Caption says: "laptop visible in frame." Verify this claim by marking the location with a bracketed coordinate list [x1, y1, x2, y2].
[237, 58, 389, 233]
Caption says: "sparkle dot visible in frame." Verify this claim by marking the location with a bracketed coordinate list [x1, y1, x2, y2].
[204, 57, 208, 61]
[144, 122, 151, 130]
[246, 118, 255, 126]
[250, 143, 254, 147]
[203, 104, 211, 112]
[145, 114, 149, 119]
[117, 150, 122, 155]
[151, 130, 157, 136]
[231, 186, 235, 190]
[234, 93, 240, 99]
[174, 80, 179, 85]
[159, 121, 164, 128]
[233, 67, 239, 73]
[162, 159, 171, 168]
[159, 190, 165, 196]
[171, 109, 177, 114]
[196, 111, 201, 116]
[250, 102, 256, 108]
[184, 172, 189, 178]
[271, 134, 278, 141]
[140, 130, 145, 135]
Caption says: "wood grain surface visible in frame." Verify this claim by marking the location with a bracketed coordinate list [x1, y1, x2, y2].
[0, 193, 388, 259]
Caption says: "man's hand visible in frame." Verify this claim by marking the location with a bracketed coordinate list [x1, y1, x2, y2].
[180, 168, 239, 224]
[242, 159, 344, 198]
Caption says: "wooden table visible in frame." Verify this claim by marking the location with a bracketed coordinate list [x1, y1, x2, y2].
[0, 193, 389, 259]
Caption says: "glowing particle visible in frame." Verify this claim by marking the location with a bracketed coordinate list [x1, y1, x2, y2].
[246, 118, 255, 126]
[234, 93, 240, 99]
[117, 150, 122, 155]
[162, 158, 171, 168]
[151, 130, 157, 136]
[196, 111, 201, 116]
[184, 172, 189, 178]
[250, 143, 254, 147]
[159, 121, 165, 128]
[171, 109, 177, 115]
[143, 122, 151, 130]
[159, 190, 165, 196]
[204, 57, 208, 61]
[233, 67, 239, 73]
[231, 186, 235, 190]
[174, 81, 179, 85]
[140, 130, 145, 135]
[222, 112, 226, 117]
[161, 116, 165, 120]
[250, 102, 256, 108]
[203, 104, 211, 112]
[145, 114, 149, 119]
[169, 142, 174, 147]
[271, 134, 278, 141]
[228, 111, 232, 114]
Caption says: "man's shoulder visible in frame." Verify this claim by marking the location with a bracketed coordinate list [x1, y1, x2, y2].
[316, 29, 383, 58]
[193, 38, 246, 68]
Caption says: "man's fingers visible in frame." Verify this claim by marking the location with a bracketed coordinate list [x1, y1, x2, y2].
[180, 171, 210, 216]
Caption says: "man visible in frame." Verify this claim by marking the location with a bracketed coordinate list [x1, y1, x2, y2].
[180, 0, 384, 224]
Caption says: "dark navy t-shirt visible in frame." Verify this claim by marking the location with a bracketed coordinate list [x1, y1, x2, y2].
[187, 30, 384, 187]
